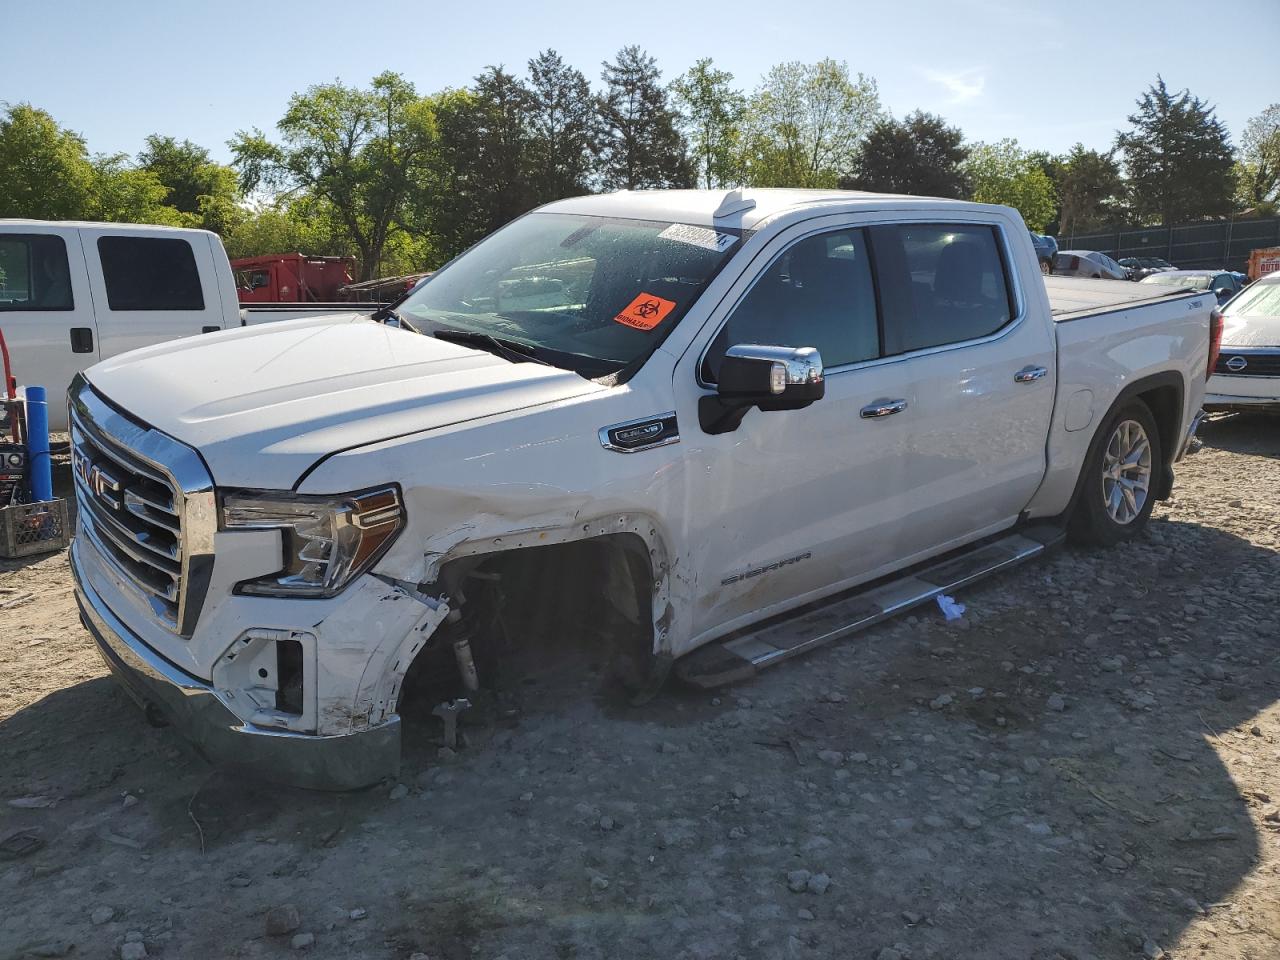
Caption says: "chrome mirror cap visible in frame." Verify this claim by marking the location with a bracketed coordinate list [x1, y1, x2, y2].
[724, 344, 825, 390]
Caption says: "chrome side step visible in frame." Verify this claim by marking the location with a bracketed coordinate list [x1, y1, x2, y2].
[675, 524, 1065, 688]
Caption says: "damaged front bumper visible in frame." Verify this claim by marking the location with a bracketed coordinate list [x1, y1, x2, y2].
[73, 542, 401, 791]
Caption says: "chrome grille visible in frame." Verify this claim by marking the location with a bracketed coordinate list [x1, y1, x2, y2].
[1214, 350, 1280, 377]
[69, 375, 215, 635]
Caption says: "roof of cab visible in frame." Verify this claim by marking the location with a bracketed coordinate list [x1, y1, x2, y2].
[0, 219, 214, 235]
[539, 188, 993, 230]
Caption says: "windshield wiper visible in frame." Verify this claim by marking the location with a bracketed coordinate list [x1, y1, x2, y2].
[371, 305, 421, 333]
[432, 328, 551, 366]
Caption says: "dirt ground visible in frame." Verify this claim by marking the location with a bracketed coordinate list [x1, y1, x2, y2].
[1, 415, 1278, 960]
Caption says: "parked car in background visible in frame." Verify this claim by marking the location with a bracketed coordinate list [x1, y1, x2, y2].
[1119, 257, 1176, 281]
[1138, 269, 1245, 305]
[1054, 250, 1130, 280]
[1030, 232, 1058, 274]
[1205, 273, 1280, 414]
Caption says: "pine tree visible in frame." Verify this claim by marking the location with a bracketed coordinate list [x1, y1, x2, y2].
[526, 50, 598, 203]
[597, 46, 694, 191]
[1115, 77, 1234, 224]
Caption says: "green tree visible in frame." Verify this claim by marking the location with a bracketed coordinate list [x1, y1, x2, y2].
[843, 111, 968, 198]
[1235, 103, 1280, 209]
[740, 59, 882, 188]
[421, 68, 540, 264]
[222, 199, 343, 261]
[597, 46, 694, 190]
[963, 138, 1057, 231]
[0, 104, 96, 219]
[469, 65, 537, 226]
[86, 153, 185, 224]
[1115, 77, 1234, 224]
[137, 135, 242, 233]
[1052, 144, 1124, 237]
[230, 72, 437, 279]
[671, 58, 746, 189]
[526, 49, 598, 202]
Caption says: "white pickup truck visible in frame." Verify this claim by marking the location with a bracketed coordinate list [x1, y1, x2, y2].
[0, 220, 376, 430]
[68, 189, 1216, 789]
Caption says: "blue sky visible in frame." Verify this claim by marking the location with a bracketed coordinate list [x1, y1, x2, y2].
[3, 0, 1277, 164]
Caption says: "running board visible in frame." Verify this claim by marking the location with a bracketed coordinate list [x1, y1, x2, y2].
[675, 525, 1065, 688]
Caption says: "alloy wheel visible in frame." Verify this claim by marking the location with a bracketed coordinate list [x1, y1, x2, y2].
[1101, 419, 1152, 525]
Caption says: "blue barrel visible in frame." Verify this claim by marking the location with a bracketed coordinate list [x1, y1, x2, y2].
[25, 386, 53, 502]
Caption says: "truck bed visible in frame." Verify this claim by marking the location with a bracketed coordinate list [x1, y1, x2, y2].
[1045, 275, 1201, 321]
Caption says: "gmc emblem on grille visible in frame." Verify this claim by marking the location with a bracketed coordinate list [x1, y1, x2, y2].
[1225, 356, 1248, 372]
[73, 450, 124, 510]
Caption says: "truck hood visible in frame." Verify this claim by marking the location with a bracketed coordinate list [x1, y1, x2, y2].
[1221, 312, 1280, 348]
[85, 315, 606, 489]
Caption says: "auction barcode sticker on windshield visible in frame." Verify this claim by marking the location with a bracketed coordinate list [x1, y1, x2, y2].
[658, 223, 738, 253]
[614, 292, 677, 331]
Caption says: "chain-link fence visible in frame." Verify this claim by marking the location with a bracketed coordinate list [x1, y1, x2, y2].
[1063, 217, 1280, 273]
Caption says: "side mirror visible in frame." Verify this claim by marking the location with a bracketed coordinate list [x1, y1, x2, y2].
[700, 344, 825, 435]
[1214, 288, 1231, 301]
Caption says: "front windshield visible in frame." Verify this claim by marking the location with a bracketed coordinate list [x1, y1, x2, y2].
[1141, 274, 1210, 291]
[398, 212, 743, 379]
[1225, 279, 1280, 318]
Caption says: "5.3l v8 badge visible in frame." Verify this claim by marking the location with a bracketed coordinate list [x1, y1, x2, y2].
[599, 413, 680, 453]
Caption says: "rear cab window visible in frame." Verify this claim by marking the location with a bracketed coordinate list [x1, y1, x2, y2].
[869, 223, 1016, 355]
[97, 236, 204, 311]
[0, 234, 74, 311]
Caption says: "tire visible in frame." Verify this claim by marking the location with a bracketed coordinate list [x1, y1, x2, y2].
[1040, 259, 1052, 276]
[1068, 400, 1162, 547]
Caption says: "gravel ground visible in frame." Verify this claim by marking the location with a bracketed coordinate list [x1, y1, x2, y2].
[1, 414, 1278, 960]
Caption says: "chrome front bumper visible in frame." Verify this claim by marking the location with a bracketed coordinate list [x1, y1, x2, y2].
[72, 540, 400, 791]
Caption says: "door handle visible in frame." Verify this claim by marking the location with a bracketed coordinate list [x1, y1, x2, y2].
[201, 325, 220, 334]
[1014, 365, 1048, 383]
[860, 398, 908, 419]
[69, 328, 94, 354]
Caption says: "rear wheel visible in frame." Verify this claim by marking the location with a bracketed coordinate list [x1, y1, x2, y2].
[1069, 400, 1162, 546]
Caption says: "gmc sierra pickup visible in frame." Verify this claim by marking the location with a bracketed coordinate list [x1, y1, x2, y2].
[68, 189, 1216, 789]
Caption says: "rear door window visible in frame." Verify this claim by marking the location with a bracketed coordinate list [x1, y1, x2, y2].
[97, 236, 205, 311]
[869, 224, 1015, 355]
[704, 228, 879, 380]
[0, 235, 74, 311]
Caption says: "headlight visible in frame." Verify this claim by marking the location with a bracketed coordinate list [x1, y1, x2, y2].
[221, 486, 405, 598]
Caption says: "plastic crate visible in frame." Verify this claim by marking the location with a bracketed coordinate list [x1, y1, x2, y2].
[0, 499, 70, 559]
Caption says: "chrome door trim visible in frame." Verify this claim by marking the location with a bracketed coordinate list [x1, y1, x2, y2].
[859, 398, 908, 419]
[1014, 365, 1049, 383]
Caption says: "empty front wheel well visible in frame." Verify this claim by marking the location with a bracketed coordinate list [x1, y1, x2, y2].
[400, 533, 661, 707]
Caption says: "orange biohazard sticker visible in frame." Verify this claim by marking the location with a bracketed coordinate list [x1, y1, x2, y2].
[614, 292, 677, 331]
